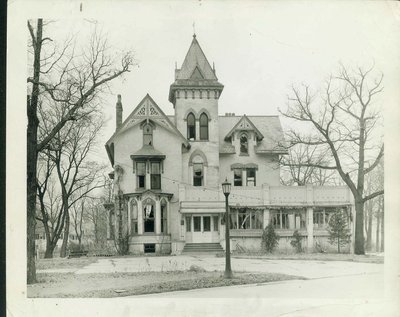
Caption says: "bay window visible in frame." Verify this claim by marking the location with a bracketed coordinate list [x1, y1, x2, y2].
[150, 162, 161, 189]
[136, 162, 146, 189]
[161, 200, 168, 234]
[144, 201, 155, 233]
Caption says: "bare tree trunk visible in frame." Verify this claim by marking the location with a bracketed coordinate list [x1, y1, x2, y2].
[365, 203, 373, 251]
[27, 19, 43, 284]
[44, 242, 57, 258]
[60, 211, 70, 257]
[376, 210, 380, 252]
[380, 207, 384, 252]
[354, 199, 365, 255]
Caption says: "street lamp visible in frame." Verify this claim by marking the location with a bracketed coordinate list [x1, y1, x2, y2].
[222, 178, 233, 279]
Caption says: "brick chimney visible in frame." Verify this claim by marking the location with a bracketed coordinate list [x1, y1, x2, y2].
[116, 94, 123, 131]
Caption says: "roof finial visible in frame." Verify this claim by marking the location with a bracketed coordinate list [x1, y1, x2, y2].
[192, 22, 196, 38]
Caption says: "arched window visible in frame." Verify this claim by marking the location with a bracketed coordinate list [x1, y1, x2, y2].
[130, 200, 138, 235]
[187, 113, 196, 140]
[161, 200, 168, 234]
[192, 155, 204, 186]
[143, 123, 153, 146]
[143, 198, 155, 233]
[199, 113, 209, 140]
[240, 133, 248, 154]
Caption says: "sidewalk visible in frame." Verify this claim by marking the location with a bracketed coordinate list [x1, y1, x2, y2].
[70, 255, 383, 279]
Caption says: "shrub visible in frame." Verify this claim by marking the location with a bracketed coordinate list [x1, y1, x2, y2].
[290, 230, 303, 253]
[328, 209, 351, 253]
[68, 241, 84, 252]
[261, 223, 279, 253]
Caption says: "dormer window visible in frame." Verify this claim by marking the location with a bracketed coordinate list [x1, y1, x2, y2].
[143, 124, 153, 146]
[240, 133, 248, 155]
[187, 113, 196, 140]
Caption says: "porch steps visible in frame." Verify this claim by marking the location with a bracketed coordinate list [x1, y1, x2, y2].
[182, 243, 224, 254]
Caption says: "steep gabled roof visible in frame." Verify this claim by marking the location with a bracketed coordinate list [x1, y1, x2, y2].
[105, 94, 190, 165]
[224, 115, 264, 141]
[219, 115, 288, 155]
[176, 35, 217, 81]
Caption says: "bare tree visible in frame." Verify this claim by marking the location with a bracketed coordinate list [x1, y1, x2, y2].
[280, 64, 384, 255]
[280, 144, 339, 186]
[47, 114, 105, 257]
[27, 19, 135, 283]
[85, 197, 108, 247]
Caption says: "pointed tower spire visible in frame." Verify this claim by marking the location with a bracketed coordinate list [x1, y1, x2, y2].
[169, 35, 224, 104]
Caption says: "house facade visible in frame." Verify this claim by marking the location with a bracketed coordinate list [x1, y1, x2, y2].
[105, 35, 353, 255]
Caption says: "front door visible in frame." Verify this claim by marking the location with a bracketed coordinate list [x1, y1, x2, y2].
[186, 214, 219, 243]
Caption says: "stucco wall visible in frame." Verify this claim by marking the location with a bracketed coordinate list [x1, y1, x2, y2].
[219, 153, 280, 186]
[175, 94, 220, 188]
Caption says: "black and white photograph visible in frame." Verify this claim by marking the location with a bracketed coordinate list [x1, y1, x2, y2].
[6, 1, 400, 316]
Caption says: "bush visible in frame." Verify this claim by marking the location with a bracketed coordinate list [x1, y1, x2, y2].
[261, 223, 279, 253]
[68, 241, 85, 252]
[290, 230, 303, 253]
[328, 209, 351, 253]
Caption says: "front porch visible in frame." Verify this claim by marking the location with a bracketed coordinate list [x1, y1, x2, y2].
[178, 184, 354, 253]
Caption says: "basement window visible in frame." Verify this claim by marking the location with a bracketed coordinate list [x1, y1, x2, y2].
[144, 244, 155, 253]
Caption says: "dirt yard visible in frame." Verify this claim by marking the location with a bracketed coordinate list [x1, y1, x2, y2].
[28, 270, 302, 298]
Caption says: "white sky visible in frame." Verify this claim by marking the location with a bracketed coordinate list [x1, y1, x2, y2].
[26, 1, 400, 166]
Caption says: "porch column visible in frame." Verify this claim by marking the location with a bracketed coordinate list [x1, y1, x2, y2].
[155, 198, 161, 234]
[263, 209, 270, 228]
[307, 207, 314, 252]
[137, 199, 143, 235]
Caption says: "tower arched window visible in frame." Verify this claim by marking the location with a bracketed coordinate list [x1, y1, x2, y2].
[192, 155, 204, 186]
[187, 113, 196, 140]
[240, 133, 248, 154]
[143, 123, 153, 146]
[199, 113, 209, 140]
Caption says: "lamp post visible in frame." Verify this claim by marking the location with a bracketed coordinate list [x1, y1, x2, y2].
[222, 179, 233, 279]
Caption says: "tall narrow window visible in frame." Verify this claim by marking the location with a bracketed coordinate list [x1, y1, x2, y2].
[234, 169, 242, 186]
[143, 201, 155, 233]
[150, 162, 161, 189]
[240, 133, 248, 154]
[213, 215, 219, 231]
[186, 216, 191, 232]
[246, 168, 256, 186]
[187, 113, 196, 140]
[136, 162, 146, 189]
[193, 216, 201, 232]
[203, 216, 211, 232]
[199, 113, 209, 140]
[193, 163, 203, 186]
[143, 124, 153, 146]
[130, 200, 138, 235]
[161, 200, 167, 234]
